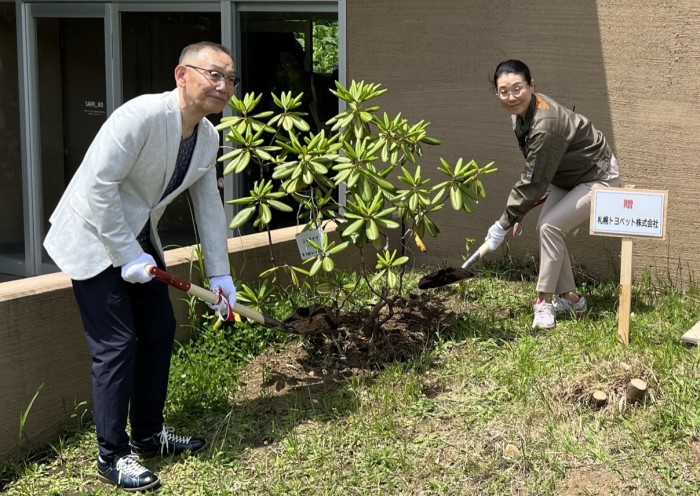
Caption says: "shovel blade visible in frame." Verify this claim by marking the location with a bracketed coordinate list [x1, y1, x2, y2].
[418, 267, 477, 290]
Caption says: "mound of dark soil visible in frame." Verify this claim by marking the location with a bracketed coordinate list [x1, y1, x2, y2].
[305, 294, 451, 370]
[238, 293, 455, 400]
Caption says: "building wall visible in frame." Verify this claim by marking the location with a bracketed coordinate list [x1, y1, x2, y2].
[346, 0, 700, 285]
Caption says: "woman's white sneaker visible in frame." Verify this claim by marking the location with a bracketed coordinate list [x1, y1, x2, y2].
[532, 300, 556, 330]
[554, 295, 587, 318]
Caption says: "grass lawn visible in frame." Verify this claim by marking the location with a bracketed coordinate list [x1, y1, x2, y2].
[2, 266, 699, 495]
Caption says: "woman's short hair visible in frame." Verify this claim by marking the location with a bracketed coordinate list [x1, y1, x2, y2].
[492, 59, 532, 88]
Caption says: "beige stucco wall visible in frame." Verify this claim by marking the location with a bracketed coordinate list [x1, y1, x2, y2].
[347, 1, 700, 285]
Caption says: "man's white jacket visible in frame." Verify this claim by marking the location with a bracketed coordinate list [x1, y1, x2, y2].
[44, 89, 229, 280]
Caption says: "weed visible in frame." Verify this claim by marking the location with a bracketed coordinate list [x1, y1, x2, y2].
[18, 384, 43, 448]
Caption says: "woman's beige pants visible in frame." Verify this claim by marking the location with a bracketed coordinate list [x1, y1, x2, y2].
[536, 157, 620, 295]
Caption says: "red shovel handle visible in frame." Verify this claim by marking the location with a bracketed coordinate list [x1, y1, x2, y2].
[149, 265, 192, 292]
[147, 265, 221, 307]
[146, 265, 298, 333]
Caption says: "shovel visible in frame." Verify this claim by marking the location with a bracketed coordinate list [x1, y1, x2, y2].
[419, 196, 549, 290]
[147, 265, 300, 334]
[417, 241, 491, 290]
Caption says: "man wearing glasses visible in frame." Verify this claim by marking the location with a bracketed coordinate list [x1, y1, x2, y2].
[44, 41, 240, 492]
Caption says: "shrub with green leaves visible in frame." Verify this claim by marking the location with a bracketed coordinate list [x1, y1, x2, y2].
[216, 81, 496, 332]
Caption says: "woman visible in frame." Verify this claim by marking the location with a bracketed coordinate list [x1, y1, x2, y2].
[484, 59, 620, 330]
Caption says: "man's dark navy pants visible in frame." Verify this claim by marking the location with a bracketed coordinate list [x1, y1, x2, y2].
[72, 262, 175, 461]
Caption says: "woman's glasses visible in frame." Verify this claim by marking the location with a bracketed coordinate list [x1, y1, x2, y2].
[496, 84, 527, 100]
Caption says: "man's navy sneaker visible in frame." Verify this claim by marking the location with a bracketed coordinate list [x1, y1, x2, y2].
[130, 426, 206, 458]
[97, 454, 160, 492]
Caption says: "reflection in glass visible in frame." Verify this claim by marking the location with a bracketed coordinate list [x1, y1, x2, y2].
[0, 3, 23, 279]
[37, 18, 107, 266]
[239, 11, 339, 229]
[241, 11, 339, 132]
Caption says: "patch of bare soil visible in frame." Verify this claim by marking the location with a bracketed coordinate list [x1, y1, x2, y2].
[555, 466, 644, 495]
[237, 293, 453, 401]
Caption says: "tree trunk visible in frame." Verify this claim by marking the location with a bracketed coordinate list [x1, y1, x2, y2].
[362, 287, 390, 337]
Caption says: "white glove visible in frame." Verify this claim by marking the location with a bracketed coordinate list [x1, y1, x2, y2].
[121, 253, 157, 284]
[208, 275, 237, 314]
[485, 221, 508, 251]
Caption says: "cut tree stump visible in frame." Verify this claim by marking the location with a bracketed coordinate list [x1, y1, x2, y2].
[591, 390, 608, 408]
[626, 378, 648, 404]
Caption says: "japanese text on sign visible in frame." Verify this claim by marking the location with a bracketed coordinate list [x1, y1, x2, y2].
[590, 187, 667, 239]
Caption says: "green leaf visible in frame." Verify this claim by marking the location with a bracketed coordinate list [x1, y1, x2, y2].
[375, 218, 399, 229]
[366, 219, 379, 241]
[260, 204, 272, 224]
[309, 258, 323, 277]
[316, 283, 333, 294]
[291, 114, 311, 132]
[228, 196, 255, 206]
[342, 218, 365, 236]
[371, 269, 386, 285]
[420, 136, 441, 145]
[450, 187, 463, 210]
[233, 150, 252, 174]
[218, 147, 244, 162]
[322, 257, 335, 272]
[327, 241, 349, 255]
[393, 256, 409, 266]
[267, 199, 293, 212]
[229, 206, 256, 229]
[253, 148, 273, 161]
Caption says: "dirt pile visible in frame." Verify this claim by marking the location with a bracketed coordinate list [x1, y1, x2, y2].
[238, 293, 455, 400]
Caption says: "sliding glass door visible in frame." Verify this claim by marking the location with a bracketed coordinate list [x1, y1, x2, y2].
[234, 3, 340, 230]
[20, 3, 112, 275]
[0, 2, 24, 279]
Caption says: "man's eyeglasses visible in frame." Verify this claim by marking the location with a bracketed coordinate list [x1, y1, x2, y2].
[186, 64, 241, 88]
[496, 84, 527, 100]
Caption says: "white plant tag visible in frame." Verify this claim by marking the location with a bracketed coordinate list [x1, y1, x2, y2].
[295, 228, 324, 261]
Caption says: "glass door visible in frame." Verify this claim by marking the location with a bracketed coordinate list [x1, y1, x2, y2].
[118, 8, 222, 250]
[234, 3, 341, 231]
[21, 3, 113, 275]
[0, 2, 24, 280]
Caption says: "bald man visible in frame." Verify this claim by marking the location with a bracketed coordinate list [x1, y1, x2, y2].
[44, 41, 239, 491]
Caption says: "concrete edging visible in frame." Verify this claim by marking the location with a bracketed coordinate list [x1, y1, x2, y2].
[0, 225, 350, 463]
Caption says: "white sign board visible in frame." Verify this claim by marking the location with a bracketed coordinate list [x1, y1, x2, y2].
[295, 228, 324, 261]
[590, 187, 667, 239]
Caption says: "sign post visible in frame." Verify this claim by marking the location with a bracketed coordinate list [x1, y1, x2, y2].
[590, 186, 668, 344]
[618, 235, 634, 345]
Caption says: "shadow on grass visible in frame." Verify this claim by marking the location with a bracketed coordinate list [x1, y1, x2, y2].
[209, 376, 363, 454]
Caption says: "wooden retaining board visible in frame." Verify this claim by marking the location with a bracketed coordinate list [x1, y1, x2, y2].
[680, 321, 700, 345]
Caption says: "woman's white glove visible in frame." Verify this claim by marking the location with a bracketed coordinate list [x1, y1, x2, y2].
[208, 275, 237, 311]
[485, 221, 508, 251]
[121, 252, 157, 284]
